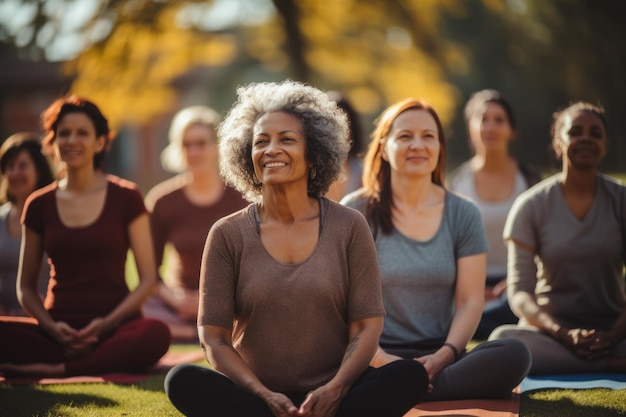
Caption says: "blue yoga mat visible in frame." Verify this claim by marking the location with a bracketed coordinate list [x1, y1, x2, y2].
[520, 373, 626, 393]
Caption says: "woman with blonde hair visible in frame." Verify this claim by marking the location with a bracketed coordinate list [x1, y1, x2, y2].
[143, 106, 246, 341]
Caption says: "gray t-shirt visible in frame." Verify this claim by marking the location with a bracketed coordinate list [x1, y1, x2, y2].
[342, 191, 487, 349]
[199, 198, 385, 393]
[0, 202, 49, 314]
[504, 173, 626, 329]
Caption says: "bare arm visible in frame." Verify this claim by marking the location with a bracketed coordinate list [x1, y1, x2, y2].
[17, 226, 55, 331]
[414, 253, 486, 384]
[199, 324, 299, 416]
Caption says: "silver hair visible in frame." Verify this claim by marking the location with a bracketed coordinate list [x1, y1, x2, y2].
[160, 105, 221, 173]
[218, 80, 350, 203]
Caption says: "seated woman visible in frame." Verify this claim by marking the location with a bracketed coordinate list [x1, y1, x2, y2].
[0, 133, 54, 316]
[448, 90, 541, 339]
[164, 80, 429, 417]
[342, 98, 531, 401]
[143, 106, 246, 341]
[0, 95, 170, 377]
[489, 101, 626, 374]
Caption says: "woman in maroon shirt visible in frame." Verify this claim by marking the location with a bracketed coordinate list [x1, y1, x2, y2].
[143, 106, 246, 341]
[0, 95, 170, 377]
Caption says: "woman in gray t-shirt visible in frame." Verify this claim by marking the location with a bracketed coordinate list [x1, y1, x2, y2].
[490, 102, 626, 374]
[342, 98, 530, 401]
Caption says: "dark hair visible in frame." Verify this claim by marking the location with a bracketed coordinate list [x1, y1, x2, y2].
[550, 101, 607, 158]
[41, 95, 113, 170]
[327, 91, 364, 158]
[361, 98, 447, 235]
[464, 89, 517, 138]
[0, 132, 55, 204]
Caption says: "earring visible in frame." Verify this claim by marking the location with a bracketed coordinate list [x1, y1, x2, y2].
[310, 166, 317, 179]
[253, 173, 261, 185]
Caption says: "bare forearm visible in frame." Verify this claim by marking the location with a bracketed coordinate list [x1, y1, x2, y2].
[327, 318, 382, 394]
[101, 279, 157, 332]
[511, 291, 561, 335]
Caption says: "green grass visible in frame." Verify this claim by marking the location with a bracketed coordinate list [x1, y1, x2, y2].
[521, 389, 626, 417]
[90, 175, 626, 417]
[2, 343, 625, 416]
[0, 344, 205, 417]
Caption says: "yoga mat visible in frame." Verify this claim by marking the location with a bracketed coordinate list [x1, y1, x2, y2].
[405, 393, 520, 417]
[0, 350, 205, 385]
[520, 373, 626, 393]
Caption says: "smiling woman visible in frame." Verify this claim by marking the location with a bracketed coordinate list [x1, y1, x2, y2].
[341, 97, 530, 401]
[164, 80, 430, 417]
[0, 95, 170, 378]
[490, 101, 626, 375]
[0, 133, 54, 315]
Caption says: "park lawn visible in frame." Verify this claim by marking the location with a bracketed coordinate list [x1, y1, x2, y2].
[82, 172, 624, 417]
[1, 343, 625, 416]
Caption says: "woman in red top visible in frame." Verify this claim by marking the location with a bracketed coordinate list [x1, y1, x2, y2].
[0, 95, 170, 377]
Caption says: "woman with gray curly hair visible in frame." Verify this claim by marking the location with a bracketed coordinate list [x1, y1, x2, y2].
[164, 80, 428, 417]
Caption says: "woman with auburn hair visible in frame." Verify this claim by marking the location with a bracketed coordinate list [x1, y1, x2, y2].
[342, 98, 530, 401]
[0, 95, 170, 377]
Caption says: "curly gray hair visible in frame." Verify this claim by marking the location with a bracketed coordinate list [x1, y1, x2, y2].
[219, 80, 350, 202]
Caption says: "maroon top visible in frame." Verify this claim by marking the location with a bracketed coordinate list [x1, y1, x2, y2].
[146, 181, 246, 289]
[23, 176, 146, 328]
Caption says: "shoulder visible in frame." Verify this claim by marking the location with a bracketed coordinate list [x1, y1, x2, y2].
[598, 174, 626, 209]
[144, 175, 186, 210]
[446, 189, 480, 214]
[599, 173, 625, 192]
[325, 198, 367, 223]
[339, 188, 369, 215]
[447, 160, 473, 188]
[106, 175, 141, 194]
[514, 174, 560, 206]
[25, 182, 57, 207]
[210, 204, 254, 233]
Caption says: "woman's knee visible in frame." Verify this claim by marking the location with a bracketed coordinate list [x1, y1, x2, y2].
[165, 364, 201, 397]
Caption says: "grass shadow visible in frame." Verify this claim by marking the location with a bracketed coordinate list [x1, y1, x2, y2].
[521, 389, 626, 417]
[0, 385, 118, 417]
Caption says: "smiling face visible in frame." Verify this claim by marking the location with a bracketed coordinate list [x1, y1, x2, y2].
[55, 112, 105, 170]
[469, 101, 514, 154]
[4, 150, 38, 202]
[382, 109, 440, 179]
[557, 109, 607, 170]
[251, 111, 311, 189]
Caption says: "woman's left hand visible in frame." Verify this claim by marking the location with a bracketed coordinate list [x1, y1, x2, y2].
[297, 384, 343, 417]
[414, 349, 455, 392]
[64, 318, 107, 357]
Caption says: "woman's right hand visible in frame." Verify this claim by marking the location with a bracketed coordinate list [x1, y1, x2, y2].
[261, 391, 299, 417]
[554, 326, 605, 359]
[48, 321, 94, 357]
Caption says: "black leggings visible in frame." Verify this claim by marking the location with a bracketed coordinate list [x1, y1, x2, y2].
[165, 360, 428, 417]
